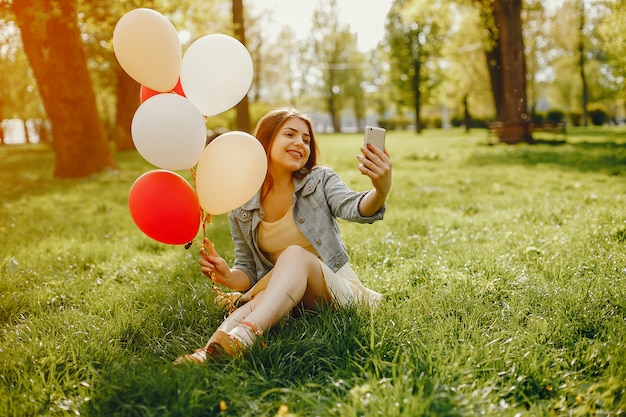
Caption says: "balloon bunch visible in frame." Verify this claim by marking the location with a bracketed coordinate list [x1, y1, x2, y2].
[113, 8, 267, 246]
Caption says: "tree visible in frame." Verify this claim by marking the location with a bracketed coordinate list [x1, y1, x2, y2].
[78, 0, 143, 151]
[476, 0, 531, 143]
[543, 0, 613, 123]
[113, 68, 139, 150]
[0, 17, 46, 144]
[307, 0, 361, 133]
[598, 0, 626, 100]
[577, 0, 589, 126]
[522, 0, 551, 120]
[11, 0, 117, 177]
[366, 46, 393, 124]
[345, 48, 366, 129]
[386, 0, 449, 133]
[82, 0, 227, 149]
[232, 0, 250, 132]
[438, 2, 492, 130]
[575, 0, 613, 125]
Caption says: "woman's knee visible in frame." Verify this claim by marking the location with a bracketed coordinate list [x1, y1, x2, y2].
[276, 246, 322, 277]
[279, 245, 315, 262]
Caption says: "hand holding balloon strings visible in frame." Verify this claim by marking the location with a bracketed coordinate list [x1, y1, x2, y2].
[198, 237, 240, 314]
[189, 167, 240, 314]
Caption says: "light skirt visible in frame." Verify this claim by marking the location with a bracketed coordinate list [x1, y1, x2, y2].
[238, 261, 381, 308]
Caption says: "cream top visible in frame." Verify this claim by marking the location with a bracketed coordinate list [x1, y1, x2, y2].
[258, 206, 319, 264]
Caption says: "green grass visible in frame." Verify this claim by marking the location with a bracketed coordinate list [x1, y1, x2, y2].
[1, 126, 625, 416]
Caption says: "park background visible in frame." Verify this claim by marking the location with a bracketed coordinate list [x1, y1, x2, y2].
[1, 0, 626, 416]
[2, 0, 626, 162]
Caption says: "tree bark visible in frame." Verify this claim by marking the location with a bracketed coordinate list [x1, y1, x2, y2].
[412, 51, 423, 134]
[329, 92, 341, 133]
[232, 0, 250, 132]
[328, 67, 341, 133]
[0, 107, 4, 145]
[23, 119, 30, 144]
[114, 67, 140, 151]
[578, 0, 589, 127]
[481, 0, 532, 144]
[463, 94, 471, 133]
[12, 0, 118, 177]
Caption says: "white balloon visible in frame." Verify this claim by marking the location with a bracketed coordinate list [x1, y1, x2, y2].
[195, 131, 267, 214]
[131, 94, 207, 170]
[113, 8, 181, 92]
[180, 34, 253, 116]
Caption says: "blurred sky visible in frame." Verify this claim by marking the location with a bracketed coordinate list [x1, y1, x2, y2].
[251, 0, 395, 52]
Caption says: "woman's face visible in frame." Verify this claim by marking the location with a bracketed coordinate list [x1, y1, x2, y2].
[269, 117, 311, 174]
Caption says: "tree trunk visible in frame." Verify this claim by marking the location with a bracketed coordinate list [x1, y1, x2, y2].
[23, 119, 30, 144]
[0, 107, 4, 145]
[328, 91, 341, 133]
[483, 0, 532, 144]
[232, 0, 250, 132]
[412, 54, 423, 134]
[327, 66, 341, 133]
[12, 0, 118, 178]
[115, 67, 140, 151]
[578, 0, 589, 127]
[35, 119, 53, 146]
[463, 94, 471, 133]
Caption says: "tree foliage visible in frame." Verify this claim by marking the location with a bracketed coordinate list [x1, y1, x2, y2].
[2, 0, 625, 164]
[0, 17, 44, 144]
[307, 0, 363, 133]
[386, 0, 450, 133]
[439, 2, 492, 123]
[536, 0, 615, 123]
[596, 0, 625, 103]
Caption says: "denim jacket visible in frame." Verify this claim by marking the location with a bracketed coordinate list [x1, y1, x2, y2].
[228, 166, 386, 288]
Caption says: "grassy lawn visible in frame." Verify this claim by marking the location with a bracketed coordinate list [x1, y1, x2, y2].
[1, 126, 625, 416]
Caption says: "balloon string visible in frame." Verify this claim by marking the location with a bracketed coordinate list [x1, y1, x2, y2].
[189, 168, 238, 315]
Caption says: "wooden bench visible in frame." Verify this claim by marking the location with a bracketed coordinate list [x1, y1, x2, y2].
[487, 121, 566, 143]
[530, 121, 566, 135]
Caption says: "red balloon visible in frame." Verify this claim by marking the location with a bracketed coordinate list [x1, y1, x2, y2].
[140, 77, 186, 103]
[140, 85, 159, 103]
[129, 170, 200, 245]
[172, 78, 185, 96]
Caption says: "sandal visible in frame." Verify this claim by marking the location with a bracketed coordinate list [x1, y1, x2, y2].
[207, 330, 244, 357]
[173, 347, 209, 365]
[173, 322, 262, 364]
[173, 332, 243, 365]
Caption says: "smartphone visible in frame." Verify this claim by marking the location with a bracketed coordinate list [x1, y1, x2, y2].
[364, 126, 386, 150]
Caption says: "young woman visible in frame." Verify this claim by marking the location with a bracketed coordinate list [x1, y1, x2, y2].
[175, 107, 392, 363]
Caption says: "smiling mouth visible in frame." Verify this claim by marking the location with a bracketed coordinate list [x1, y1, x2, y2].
[287, 150, 303, 159]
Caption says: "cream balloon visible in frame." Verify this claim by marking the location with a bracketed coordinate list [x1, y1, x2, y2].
[131, 94, 207, 171]
[180, 34, 253, 116]
[113, 8, 181, 92]
[195, 131, 267, 214]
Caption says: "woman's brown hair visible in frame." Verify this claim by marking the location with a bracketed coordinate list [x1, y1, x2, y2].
[253, 107, 319, 198]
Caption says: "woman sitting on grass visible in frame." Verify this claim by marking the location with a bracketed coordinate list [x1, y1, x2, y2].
[176, 107, 392, 363]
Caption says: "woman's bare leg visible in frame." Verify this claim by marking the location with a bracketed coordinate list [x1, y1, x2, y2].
[239, 245, 328, 333]
[202, 295, 264, 349]
[209, 245, 327, 338]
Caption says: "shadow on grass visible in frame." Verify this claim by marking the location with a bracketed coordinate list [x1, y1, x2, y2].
[0, 145, 150, 204]
[471, 139, 626, 176]
[86, 306, 371, 416]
